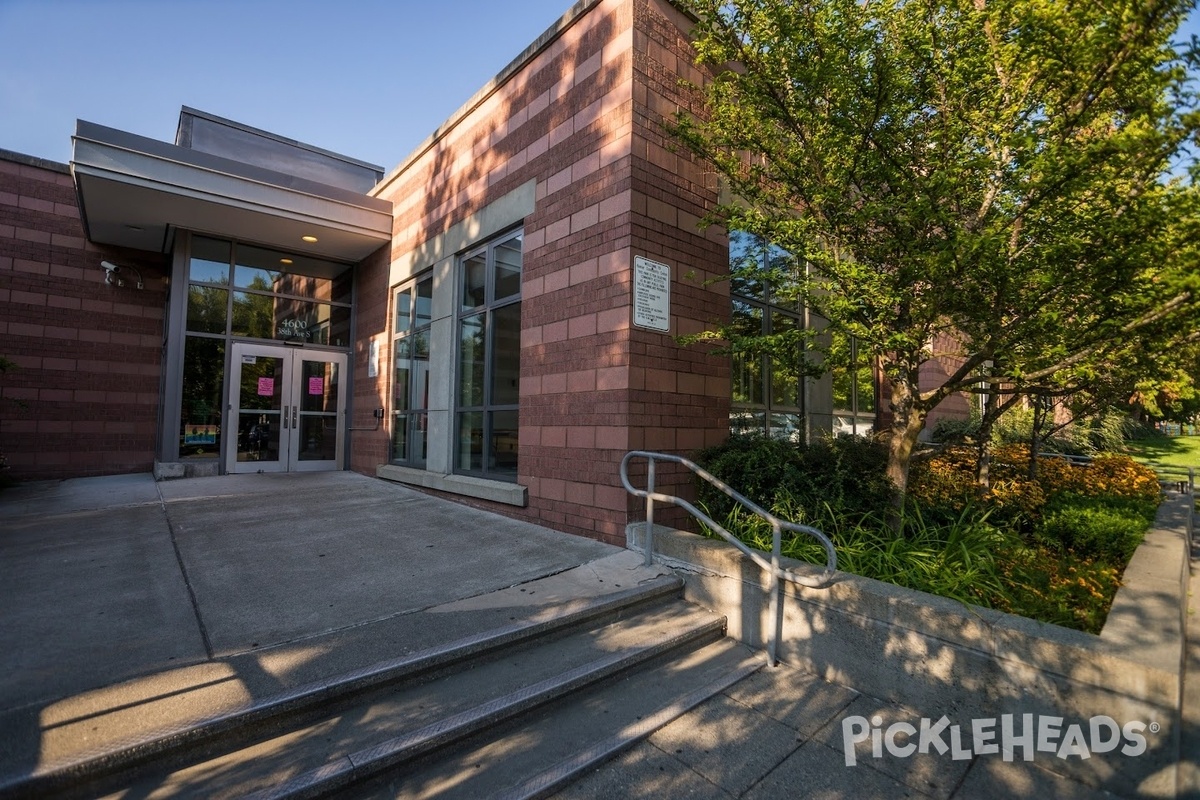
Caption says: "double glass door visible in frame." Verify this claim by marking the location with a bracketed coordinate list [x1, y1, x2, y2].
[226, 343, 346, 473]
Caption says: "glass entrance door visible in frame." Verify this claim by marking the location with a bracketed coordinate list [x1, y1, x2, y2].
[226, 343, 346, 473]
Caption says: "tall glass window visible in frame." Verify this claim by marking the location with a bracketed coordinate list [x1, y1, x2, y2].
[830, 332, 876, 436]
[176, 235, 353, 460]
[391, 275, 433, 467]
[456, 230, 522, 480]
[729, 231, 806, 441]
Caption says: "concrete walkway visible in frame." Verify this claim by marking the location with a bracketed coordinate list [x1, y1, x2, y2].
[2, 472, 1195, 799]
[1178, 523, 1200, 799]
[0, 471, 620, 712]
[0, 471, 633, 790]
[556, 499, 1200, 800]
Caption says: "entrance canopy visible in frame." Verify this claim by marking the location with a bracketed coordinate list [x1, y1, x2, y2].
[71, 120, 392, 262]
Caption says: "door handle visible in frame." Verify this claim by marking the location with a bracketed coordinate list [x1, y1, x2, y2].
[282, 405, 289, 429]
[293, 407, 299, 428]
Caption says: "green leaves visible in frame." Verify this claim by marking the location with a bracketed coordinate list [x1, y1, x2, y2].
[675, 0, 1200, 503]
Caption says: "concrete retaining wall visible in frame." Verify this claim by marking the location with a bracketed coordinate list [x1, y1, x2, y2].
[628, 494, 1192, 798]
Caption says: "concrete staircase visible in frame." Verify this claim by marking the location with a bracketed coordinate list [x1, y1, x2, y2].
[1, 574, 764, 800]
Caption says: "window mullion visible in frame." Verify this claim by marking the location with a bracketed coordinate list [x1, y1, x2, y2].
[453, 229, 522, 479]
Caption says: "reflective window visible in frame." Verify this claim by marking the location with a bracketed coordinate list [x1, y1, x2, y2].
[184, 238, 353, 345]
[458, 316, 486, 407]
[391, 275, 433, 467]
[231, 293, 350, 347]
[830, 331, 876, 437]
[729, 231, 805, 441]
[456, 229, 522, 480]
[178, 336, 225, 459]
[461, 253, 487, 311]
[189, 237, 231, 284]
[186, 285, 228, 334]
[174, 235, 354, 461]
[493, 234, 523, 301]
[234, 244, 353, 303]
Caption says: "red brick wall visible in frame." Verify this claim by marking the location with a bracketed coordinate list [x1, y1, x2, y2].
[919, 332, 974, 434]
[0, 152, 168, 481]
[624, 0, 730, 528]
[362, 0, 731, 545]
[349, 245, 392, 474]
[369, 0, 639, 545]
[516, 0, 638, 544]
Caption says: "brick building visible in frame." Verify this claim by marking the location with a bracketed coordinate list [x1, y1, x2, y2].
[0, 0, 888, 545]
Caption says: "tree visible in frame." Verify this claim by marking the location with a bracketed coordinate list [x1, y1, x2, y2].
[672, 0, 1200, 517]
[1129, 337, 1200, 422]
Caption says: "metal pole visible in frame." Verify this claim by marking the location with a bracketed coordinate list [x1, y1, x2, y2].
[767, 521, 782, 667]
[644, 458, 656, 567]
[1190, 467, 1195, 541]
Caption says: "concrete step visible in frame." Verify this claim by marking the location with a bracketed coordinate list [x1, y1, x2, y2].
[342, 639, 764, 800]
[85, 598, 742, 799]
[0, 574, 687, 800]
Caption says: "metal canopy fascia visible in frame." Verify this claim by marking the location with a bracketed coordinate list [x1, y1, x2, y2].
[71, 120, 392, 262]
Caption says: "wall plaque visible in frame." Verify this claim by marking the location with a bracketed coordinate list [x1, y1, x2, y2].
[633, 256, 670, 332]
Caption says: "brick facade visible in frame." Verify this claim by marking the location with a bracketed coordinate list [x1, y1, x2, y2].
[348, 245, 392, 475]
[0, 152, 168, 480]
[361, 0, 730, 544]
[623, 0, 729, 530]
[0, 0, 968, 545]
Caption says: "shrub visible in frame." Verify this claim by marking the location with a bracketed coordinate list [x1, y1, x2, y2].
[692, 433, 802, 519]
[707, 496, 1014, 608]
[997, 545, 1123, 634]
[908, 446, 1045, 527]
[693, 433, 891, 525]
[930, 414, 980, 444]
[1077, 455, 1163, 504]
[932, 406, 1138, 455]
[695, 433, 1159, 634]
[1038, 510, 1143, 562]
[791, 435, 893, 520]
[1036, 498, 1148, 562]
[1081, 410, 1137, 454]
[910, 444, 1161, 527]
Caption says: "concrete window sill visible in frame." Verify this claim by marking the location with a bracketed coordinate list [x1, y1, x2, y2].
[376, 464, 527, 507]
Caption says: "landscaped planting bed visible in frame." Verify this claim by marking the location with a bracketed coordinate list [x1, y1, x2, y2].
[694, 437, 1162, 634]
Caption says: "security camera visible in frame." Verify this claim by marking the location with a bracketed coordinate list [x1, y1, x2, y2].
[101, 261, 123, 287]
[100, 260, 143, 289]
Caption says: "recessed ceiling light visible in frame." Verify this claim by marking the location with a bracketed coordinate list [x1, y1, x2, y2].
[301, 235, 319, 243]
[280, 258, 294, 265]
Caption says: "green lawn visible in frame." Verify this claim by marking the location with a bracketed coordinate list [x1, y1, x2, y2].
[1125, 435, 1200, 469]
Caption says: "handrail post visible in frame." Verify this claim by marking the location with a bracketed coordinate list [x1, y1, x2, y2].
[618, 449, 840, 667]
[1190, 467, 1196, 542]
[767, 521, 782, 667]
[644, 457, 656, 567]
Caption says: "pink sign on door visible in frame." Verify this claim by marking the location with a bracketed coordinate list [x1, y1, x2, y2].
[308, 376, 324, 395]
[257, 377, 274, 396]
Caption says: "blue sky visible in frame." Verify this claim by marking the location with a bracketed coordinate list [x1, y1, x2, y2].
[0, 0, 576, 170]
[2, 1, 1199, 174]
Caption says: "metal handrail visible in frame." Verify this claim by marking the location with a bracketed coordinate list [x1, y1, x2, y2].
[1143, 463, 1195, 492]
[1141, 463, 1195, 539]
[619, 450, 837, 666]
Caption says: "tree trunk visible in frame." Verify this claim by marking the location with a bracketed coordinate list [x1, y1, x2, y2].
[975, 389, 999, 490]
[1027, 399, 1046, 481]
[975, 430, 992, 490]
[885, 379, 927, 535]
